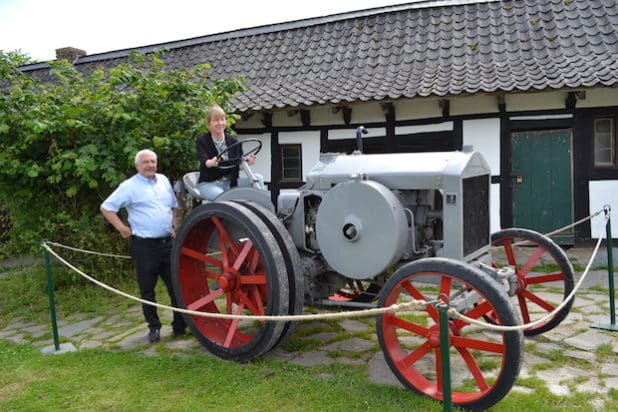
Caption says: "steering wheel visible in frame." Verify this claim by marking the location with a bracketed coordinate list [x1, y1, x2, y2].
[216, 138, 262, 170]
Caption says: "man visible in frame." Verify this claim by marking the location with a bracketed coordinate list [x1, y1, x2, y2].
[100, 149, 186, 343]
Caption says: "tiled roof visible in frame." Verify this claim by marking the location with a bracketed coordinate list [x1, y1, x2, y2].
[19, 0, 618, 112]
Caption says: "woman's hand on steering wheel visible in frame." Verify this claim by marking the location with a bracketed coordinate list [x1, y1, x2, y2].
[215, 138, 262, 170]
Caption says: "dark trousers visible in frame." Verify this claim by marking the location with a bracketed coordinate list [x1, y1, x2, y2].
[130, 236, 186, 332]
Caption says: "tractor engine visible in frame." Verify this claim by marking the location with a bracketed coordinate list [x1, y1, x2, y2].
[277, 149, 491, 303]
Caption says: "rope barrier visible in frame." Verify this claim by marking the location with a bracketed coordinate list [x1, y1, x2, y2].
[490, 208, 604, 248]
[543, 209, 603, 238]
[44, 241, 131, 259]
[40, 207, 610, 330]
[41, 241, 429, 321]
[450, 211, 609, 331]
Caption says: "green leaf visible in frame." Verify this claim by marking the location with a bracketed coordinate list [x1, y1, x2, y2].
[152, 136, 169, 148]
[26, 164, 41, 178]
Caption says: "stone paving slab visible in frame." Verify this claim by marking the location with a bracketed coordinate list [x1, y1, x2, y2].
[564, 329, 616, 351]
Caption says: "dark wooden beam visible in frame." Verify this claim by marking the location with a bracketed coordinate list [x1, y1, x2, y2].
[497, 94, 506, 113]
[565, 91, 577, 111]
[381, 102, 395, 119]
[439, 99, 450, 117]
[300, 109, 310, 127]
[342, 106, 352, 125]
[240, 111, 254, 121]
[261, 112, 272, 128]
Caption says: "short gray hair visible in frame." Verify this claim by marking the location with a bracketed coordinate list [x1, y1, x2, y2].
[134, 149, 157, 164]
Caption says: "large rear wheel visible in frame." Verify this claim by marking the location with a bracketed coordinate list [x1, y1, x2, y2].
[171, 201, 289, 362]
[491, 228, 575, 335]
[233, 200, 304, 347]
[377, 258, 523, 411]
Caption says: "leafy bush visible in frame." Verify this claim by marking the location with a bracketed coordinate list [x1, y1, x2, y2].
[0, 50, 244, 260]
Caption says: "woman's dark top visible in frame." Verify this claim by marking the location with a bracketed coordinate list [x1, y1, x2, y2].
[196, 132, 242, 186]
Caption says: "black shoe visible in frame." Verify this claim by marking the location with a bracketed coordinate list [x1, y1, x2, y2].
[172, 328, 186, 337]
[148, 328, 160, 343]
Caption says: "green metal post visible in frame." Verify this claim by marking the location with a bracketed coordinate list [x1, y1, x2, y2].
[592, 206, 618, 331]
[607, 212, 616, 326]
[44, 248, 60, 350]
[438, 303, 452, 412]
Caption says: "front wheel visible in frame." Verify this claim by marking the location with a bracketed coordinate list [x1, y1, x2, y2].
[376, 258, 523, 411]
[491, 228, 575, 335]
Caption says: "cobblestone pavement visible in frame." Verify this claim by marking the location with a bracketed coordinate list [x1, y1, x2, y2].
[0, 248, 617, 409]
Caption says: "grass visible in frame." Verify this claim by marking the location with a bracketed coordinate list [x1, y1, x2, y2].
[1, 260, 617, 411]
[0, 340, 444, 412]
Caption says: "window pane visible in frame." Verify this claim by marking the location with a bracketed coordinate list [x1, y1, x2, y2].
[594, 118, 614, 165]
[281, 144, 302, 181]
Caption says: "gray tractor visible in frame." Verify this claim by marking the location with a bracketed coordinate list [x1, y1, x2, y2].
[172, 129, 574, 410]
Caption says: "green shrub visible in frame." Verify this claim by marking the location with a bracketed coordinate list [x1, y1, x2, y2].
[0, 50, 244, 259]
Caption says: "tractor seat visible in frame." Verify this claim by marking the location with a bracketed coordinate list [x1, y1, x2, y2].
[182, 171, 203, 200]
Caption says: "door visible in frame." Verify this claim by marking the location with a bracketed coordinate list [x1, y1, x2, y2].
[511, 129, 573, 244]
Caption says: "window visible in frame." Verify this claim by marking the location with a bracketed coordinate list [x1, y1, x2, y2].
[281, 144, 302, 181]
[594, 117, 615, 166]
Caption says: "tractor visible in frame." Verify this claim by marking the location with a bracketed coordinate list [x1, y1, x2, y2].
[172, 128, 575, 410]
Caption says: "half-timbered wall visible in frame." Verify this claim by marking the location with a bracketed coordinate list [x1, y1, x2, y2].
[236, 87, 618, 242]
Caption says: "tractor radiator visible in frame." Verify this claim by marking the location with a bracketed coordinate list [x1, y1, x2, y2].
[462, 174, 490, 256]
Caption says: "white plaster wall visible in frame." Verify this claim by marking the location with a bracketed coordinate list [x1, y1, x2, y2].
[589, 181, 618, 239]
[272, 110, 302, 127]
[505, 91, 566, 112]
[450, 95, 499, 115]
[238, 133, 271, 182]
[396, 96, 443, 120]
[462, 118, 501, 233]
[489, 184, 501, 234]
[311, 105, 345, 126]
[278, 131, 321, 180]
[577, 88, 618, 108]
[350, 102, 388, 124]
[463, 118, 500, 174]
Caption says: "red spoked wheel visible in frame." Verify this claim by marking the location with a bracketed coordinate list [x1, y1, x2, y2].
[171, 201, 289, 362]
[233, 200, 304, 347]
[491, 228, 575, 336]
[377, 258, 523, 411]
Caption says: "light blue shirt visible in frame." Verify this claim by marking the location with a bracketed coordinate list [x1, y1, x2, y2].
[101, 173, 178, 238]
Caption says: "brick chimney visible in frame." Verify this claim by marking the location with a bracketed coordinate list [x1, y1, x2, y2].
[55, 47, 87, 62]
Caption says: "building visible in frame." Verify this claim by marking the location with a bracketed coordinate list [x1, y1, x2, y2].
[19, 0, 618, 243]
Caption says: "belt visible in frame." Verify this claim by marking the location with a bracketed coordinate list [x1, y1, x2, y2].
[215, 175, 231, 182]
[131, 235, 172, 244]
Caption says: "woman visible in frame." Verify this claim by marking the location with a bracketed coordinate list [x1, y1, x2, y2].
[196, 106, 258, 200]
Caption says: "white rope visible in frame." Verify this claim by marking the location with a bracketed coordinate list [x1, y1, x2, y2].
[41, 241, 429, 321]
[44, 241, 131, 259]
[543, 208, 603, 237]
[40, 208, 610, 330]
[450, 212, 610, 331]
[491, 207, 605, 248]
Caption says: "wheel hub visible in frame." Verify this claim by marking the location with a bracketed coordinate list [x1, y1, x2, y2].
[515, 271, 527, 290]
[427, 325, 452, 347]
[218, 271, 238, 291]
